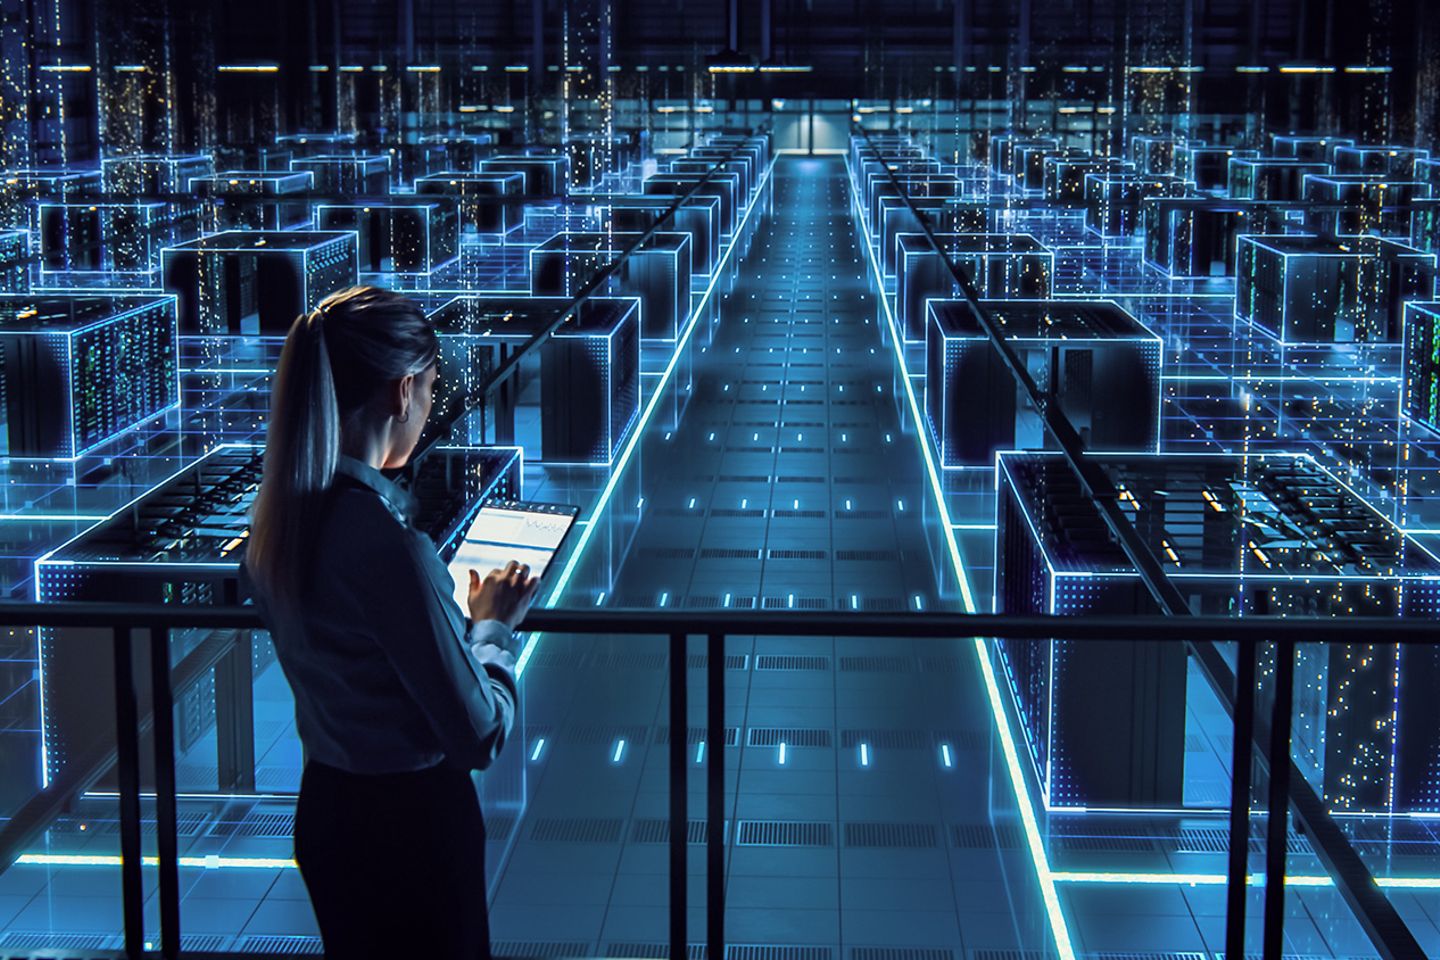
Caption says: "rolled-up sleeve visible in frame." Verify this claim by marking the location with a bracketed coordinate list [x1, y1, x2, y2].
[359, 528, 517, 771]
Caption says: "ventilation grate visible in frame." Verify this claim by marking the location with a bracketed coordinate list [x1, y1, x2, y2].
[844, 822, 939, 848]
[687, 653, 750, 670]
[491, 942, 592, 958]
[748, 727, 831, 747]
[1053, 833, 1157, 853]
[564, 723, 650, 745]
[839, 655, 913, 673]
[236, 935, 324, 955]
[727, 947, 832, 960]
[225, 811, 295, 839]
[0, 933, 115, 950]
[605, 942, 708, 959]
[630, 818, 718, 844]
[486, 815, 517, 843]
[754, 654, 830, 671]
[654, 725, 741, 746]
[699, 548, 763, 559]
[767, 548, 827, 559]
[530, 817, 624, 843]
[851, 949, 954, 960]
[952, 823, 1025, 849]
[735, 821, 834, 847]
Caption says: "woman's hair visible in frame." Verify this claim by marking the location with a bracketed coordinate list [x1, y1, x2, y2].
[247, 285, 439, 605]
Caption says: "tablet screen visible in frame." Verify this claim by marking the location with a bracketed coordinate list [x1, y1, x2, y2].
[448, 498, 579, 610]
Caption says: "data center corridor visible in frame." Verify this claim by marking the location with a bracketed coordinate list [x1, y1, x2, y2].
[487, 156, 1050, 955]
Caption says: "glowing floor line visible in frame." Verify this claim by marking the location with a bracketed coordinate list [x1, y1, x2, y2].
[845, 155, 1077, 960]
[515, 154, 778, 678]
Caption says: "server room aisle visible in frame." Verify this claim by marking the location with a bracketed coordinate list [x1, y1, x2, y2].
[488, 156, 1052, 957]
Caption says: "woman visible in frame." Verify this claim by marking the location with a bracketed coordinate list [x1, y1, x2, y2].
[242, 285, 539, 958]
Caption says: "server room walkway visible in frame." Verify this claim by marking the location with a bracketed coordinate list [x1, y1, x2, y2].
[489, 156, 1051, 956]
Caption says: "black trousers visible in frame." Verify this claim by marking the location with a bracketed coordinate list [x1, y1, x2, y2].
[295, 760, 491, 959]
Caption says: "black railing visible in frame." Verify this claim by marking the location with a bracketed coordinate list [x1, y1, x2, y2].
[1, 602, 1437, 959]
[850, 125, 1428, 960]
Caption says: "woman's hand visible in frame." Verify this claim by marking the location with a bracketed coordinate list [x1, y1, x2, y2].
[467, 560, 542, 630]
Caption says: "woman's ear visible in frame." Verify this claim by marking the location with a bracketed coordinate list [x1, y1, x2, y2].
[393, 373, 415, 421]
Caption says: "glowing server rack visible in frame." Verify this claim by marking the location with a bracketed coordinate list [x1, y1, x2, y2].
[1043, 155, 1132, 204]
[866, 175, 963, 238]
[587, 193, 722, 277]
[1083, 173, 1190, 239]
[414, 171, 526, 234]
[1402, 302, 1440, 436]
[1141, 196, 1305, 279]
[0, 168, 100, 229]
[162, 230, 359, 335]
[1301, 173, 1432, 237]
[925, 299, 1161, 467]
[479, 154, 571, 199]
[1129, 135, 1204, 177]
[990, 135, 1058, 182]
[316, 197, 461, 275]
[37, 200, 202, 278]
[1228, 157, 1330, 201]
[101, 154, 215, 195]
[1415, 198, 1440, 254]
[289, 154, 392, 195]
[1015, 146, 1087, 194]
[643, 173, 739, 236]
[0, 294, 179, 458]
[1235, 234, 1438, 344]
[877, 198, 993, 277]
[1333, 145, 1431, 178]
[1178, 146, 1260, 193]
[666, 158, 751, 210]
[993, 450, 1440, 812]
[189, 170, 315, 231]
[426, 296, 641, 464]
[530, 231, 692, 342]
[33, 442, 523, 790]
[1270, 135, 1354, 161]
[896, 233, 1053, 341]
[0, 230, 28, 291]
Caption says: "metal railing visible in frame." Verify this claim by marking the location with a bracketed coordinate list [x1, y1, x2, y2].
[850, 123, 1427, 960]
[1, 602, 1437, 959]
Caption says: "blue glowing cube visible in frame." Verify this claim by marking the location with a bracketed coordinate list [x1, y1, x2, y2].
[1402, 302, 1440, 436]
[162, 230, 359, 335]
[1235, 234, 1437, 343]
[644, 173, 739, 235]
[1333, 144, 1430, 178]
[925, 299, 1161, 467]
[0, 230, 28, 291]
[877, 197, 992, 276]
[1414, 198, 1440, 254]
[189, 170, 314, 231]
[1015, 146, 1085, 193]
[1228, 157, 1329, 201]
[0, 294, 179, 458]
[1083, 172, 1190, 238]
[867, 175, 962, 235]
[289, 154, 391, 195]
[1142, 196, 1305, 278]
[1129, 135, 1203, 176]
[100, 154, 214, 195]
[530, 231, 692, 341]
[316, 197, 460, 275]
[1270, 134, 1354, 161]
[588, 193, 721, 276]
[415, 171, 525, 234]
[1042, 155, 1131, 204]
[38, 200, 202, 275]
[1302, 173, 1431, 236]
[0, 168, 100, 228]
[426, 296, 640, 464]
[1178, 146, 1259, 192]
[417, 133, 495, 174]
[990, 135, 1057, 180]
[480, 154, 570, 198]
[896, 233, 1052, 341]
[994, 450, 1440, 811]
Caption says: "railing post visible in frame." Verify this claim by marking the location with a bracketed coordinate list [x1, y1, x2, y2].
[1224, 636, 1257, 960]
[669, 633, 689, 960]
[706, 632, 726, 960]
[112, 626, 145, 960]
[150, 625, 182, 959]
[1262, 638, 1296, 960]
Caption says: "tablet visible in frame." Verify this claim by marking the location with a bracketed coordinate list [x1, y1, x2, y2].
[449, 497, 580, 610]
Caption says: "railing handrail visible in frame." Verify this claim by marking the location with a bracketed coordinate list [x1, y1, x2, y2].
[6, 599, 1440, 643]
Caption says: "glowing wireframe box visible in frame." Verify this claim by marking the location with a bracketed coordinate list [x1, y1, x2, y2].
[414, 171, 525, 234]
[1083, 173, 1189, 238]
[162, 230, 359, 335]
[896, 233, 1052, 341]
[707, 133, 770, 174]
[1302, 173, 1432, 236]
[213, 145, 294, 172]
[0, 168, 100, 227]
[1016, 146, 1085, 193]
[0, 230, 28, 291]
[1333, 145, 1430, 178]
[1178, 146, 1259, 192]
[100, 154, 215, 195]
[316, 197, 460, 275]
[276, 131, 359, 157]
[868, 175, 963, 233]
[33, 442, 522, 788]
[0, 295, 179, 458]
[1271, 134, 1354, 161]
[688, 146, 757, 199]
[38, 201, 202, 275]
[1142, 197, 1304, 278]
[530, 231, 692, 341]
[878, 197, 992, 276]
[289, 154, 391, 195]
[479, 154, 570, 198]
[1228, 157, 1329, 201]
[993, 450, 1440, 811]
[588, 193, 721, 276]
[417, 132, 495, 174]
[426, 296, 640, 463]
[925, 299, 1161, 467]
[667, 160, 747, 211]
[644, 173, 738, 235]
[1414, 198, 1440, 254]
[1235, 234, 1438, 343]
[860, 157, 944, 201]
[1129, 135, 1203, 176]
[1042, 155, 1131, 204]
[189, 171, 314, 231]
[990, 135, 1057, 179]
[1403, 302, 1440, 436]
[1415, 158, 1440, 193]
